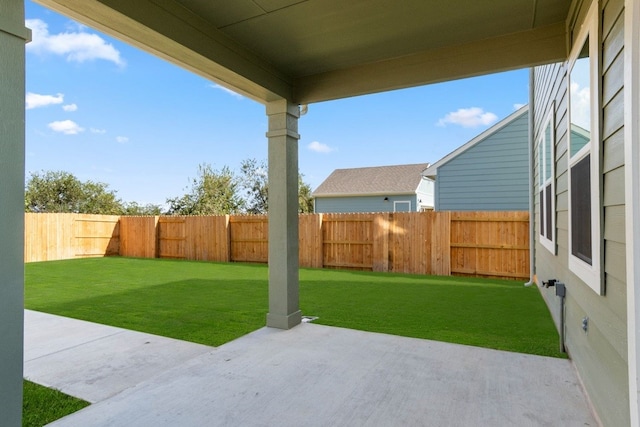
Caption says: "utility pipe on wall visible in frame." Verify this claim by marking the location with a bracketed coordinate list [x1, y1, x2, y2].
[558, 283, 566, 353]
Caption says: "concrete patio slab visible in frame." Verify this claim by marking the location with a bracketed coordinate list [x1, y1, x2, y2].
[25, 310, 139, 361]
[24, 310, 213, 403]
[23, 310, 599, 427]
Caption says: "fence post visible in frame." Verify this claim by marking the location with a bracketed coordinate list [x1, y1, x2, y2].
[223, 215, 231, 262]
[315, 213, 323, 268]
[432, 211, 451, 276]
[153, 216, 160, 258]
[299, 214, 322, 268]
[373, 212, 390, 272]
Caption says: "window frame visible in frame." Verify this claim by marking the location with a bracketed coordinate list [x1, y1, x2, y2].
[538, 105, 556, 253]
[567, 0, 603, 295]
[393, 200, 411, 212]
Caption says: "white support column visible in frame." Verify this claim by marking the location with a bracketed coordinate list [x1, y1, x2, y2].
[0, 2, 29, 425]
[265, 99, 302, 329]
[626, 0, 640, 425]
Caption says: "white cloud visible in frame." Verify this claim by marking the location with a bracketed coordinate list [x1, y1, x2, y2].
[437, 107, 498, 128]
[308, 141, 334, 153]
[62, 103, 78, 112]
[90, 128, 106, 134]
[26, 92, 64, 110]
[208, 83, 243, 99]
[66, 21, 88, 33]
[570, 81, 591, 130]
[116, 136, 129, 143]
[513, 103, 526, 110]
[48, 120, 84, 135]
[26, 18, 125, 67]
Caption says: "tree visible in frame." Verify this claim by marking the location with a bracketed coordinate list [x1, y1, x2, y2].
[298, 175, 314, 213]
[239, 158, 314, 214]
[25, 170, 124, 214]
[240, 158, 269, 214]
[122, 202, 162, 216]
[165, 163, 245, 215]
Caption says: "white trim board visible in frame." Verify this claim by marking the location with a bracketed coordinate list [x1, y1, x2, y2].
[625, 0, 640, 424]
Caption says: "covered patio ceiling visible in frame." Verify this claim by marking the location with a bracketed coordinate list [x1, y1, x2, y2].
[34, 0, 573, 104]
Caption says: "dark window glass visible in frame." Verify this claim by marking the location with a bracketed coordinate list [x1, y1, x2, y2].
[571, 155, 592, 264]
[545, 126, 552, 180]
[540, 190, 545, 236]
[545, 184, 552, 239]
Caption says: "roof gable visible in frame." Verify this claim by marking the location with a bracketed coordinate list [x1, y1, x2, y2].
[313, 163, 430, 197]
[423, 105, 529, 178]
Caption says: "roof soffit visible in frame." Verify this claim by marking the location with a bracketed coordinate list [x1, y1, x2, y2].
[208, 0, 568, 77]
[35, 0, 572, 104]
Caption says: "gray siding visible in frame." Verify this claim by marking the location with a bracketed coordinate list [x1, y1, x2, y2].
[435, 112, 529, 211]
[533, 0, 627, 425]
[315, 195, 417, 213]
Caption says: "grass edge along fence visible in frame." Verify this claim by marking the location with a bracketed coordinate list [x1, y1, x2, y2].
[25, 211, 529, 280]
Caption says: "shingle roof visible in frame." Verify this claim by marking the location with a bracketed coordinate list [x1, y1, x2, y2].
[312, 163, 430, 197]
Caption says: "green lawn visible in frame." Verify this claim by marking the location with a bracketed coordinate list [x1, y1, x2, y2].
[22, 380, 89, 427]
[25, 257, 563, 357]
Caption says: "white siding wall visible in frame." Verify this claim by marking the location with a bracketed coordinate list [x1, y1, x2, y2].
[416, 177, 434, 210]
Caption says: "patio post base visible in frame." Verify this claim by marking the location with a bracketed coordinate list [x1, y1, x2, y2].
[267, 310, 302, 330]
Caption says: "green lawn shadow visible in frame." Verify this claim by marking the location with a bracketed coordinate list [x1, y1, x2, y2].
[26, 258, 563, 357]
[32, 278, 268, 347]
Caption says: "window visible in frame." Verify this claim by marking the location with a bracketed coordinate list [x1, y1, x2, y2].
[571, 155, 592, 264]
[567, 1, 602, 294]
[538, 106, 555, 253]
[393, 201, 411, 212]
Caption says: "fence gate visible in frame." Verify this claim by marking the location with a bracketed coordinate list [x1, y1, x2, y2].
[158, 216, 186, 259]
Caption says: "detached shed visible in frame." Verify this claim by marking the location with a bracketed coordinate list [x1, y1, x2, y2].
[423, 106, 529, 211]
[313, 163, 433, 213]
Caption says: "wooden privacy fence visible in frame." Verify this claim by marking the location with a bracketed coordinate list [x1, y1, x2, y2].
[319, 212, 451, 275]
[449, 211, 530, 279]
[25, 213, 120, 262]
[25, 211, 529, 280]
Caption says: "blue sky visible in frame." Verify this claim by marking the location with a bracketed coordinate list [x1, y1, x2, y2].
[25, 1, 529, 207]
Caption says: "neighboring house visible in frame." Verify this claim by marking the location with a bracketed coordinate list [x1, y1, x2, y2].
[423, 106, 529, 211]
[313, 163, 434, 213]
